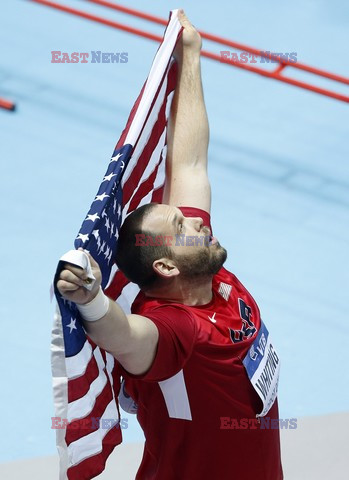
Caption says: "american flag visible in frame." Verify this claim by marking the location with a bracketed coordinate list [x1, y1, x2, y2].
[52, 11, 182, 480]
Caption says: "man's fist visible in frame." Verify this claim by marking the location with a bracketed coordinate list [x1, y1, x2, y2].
[174, 10, 202, 60]
[57, 250, 102, 305]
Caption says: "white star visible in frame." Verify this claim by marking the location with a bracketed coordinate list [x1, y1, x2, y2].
[96, 236, 101, 249]
[102, 173, 117, 182]
[117, 205, 121, 218]
[99, 241, 106, 254]
[110, 152, 123, 163]
[107, 250, 113, 264]
[105, 217, 110, 232]
[94, 192, 109, 202]
[113, 199, 117, 214]
[101, 209, 107, 218]
[104, 245, 110, 259]
[60, 296, 72, 308]
[208, 312, 217, 323]
[76, 233, 89, 243]
[110, 223, 114, 237]
[115, 229, 119, 240]
[67, 317, 77, 333]
[86, 213, 100, 222]
[120, 161, 125, 170]
[92, 229, 99, 239]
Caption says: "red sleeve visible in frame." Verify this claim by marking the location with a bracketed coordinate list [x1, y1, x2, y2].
[178, 206, 212, 234]
[122, 305, 198, 382]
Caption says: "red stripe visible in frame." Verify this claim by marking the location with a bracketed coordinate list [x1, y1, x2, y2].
[122, 103, 167, 206]
[67, 426, 122, 480]
[151, 185, 165, 203]
[128, 160, 162, 212]
[114, 82, 146, 152]
[105, 269, 129, 300]
[122, 104, 174, 211]
[66, 370, 121, 445]
[68, 352, 99, 403]
[122, 62, 177, 205]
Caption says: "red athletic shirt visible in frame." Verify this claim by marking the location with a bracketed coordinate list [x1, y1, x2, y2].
[123, 207, 283, 480]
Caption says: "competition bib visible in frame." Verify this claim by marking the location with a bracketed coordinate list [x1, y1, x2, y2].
[243, 321, 280, 417]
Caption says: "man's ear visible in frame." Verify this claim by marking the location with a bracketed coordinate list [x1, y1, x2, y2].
[152, 258, 179, 279]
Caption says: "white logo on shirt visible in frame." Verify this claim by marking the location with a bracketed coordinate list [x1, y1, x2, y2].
[208, 312, 217, 323]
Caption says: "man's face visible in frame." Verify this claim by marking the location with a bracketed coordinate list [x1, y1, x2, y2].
[142, 204, 227, 279]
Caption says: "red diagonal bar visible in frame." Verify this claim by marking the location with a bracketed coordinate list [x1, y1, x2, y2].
[84, 0, 349, 86]
[85, 0, 167, 26]
[28, 0, 349, 103]
[29, 0, 162, 42]
[0, 97, 16, 111]
[199, 31, 349, 86]
[207, 52, 349, 103]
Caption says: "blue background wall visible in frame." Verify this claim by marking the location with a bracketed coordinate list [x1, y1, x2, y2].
[0, 0, 348, 461]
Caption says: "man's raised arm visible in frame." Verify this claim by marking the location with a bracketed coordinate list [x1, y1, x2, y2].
[162, 11, 211, 213]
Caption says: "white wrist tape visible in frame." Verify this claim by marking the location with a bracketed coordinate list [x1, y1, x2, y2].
[77, 287, 110, 322]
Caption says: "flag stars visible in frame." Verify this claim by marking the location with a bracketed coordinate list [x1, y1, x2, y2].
[60, 296, 72, 308]
[120, 161, 125, 170]
[102, 173, 117, 182]
[110, 152, 123, 163]
[67, 317, 77, 334]
[94, 192, 110, 202]
[113, 199, 117, 214]
[92, 229, 99, 239]
[86, 213, 100, 222]
[99, 241, 106, 254]
[104, 245, 111, 259]
[76, 233, 89, 243]
[117, 205, 121, 218]
[105, 217, 110, 232]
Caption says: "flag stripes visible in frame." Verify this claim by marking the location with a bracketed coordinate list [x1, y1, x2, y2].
[52, 10, 182, 479]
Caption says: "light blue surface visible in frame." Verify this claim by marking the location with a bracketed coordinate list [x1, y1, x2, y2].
[0, 0, 348, 462]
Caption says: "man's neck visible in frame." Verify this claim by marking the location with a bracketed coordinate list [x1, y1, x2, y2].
[144, 276, 213, 306]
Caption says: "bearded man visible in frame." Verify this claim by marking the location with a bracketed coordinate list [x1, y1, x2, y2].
[57, 11, 283, 480]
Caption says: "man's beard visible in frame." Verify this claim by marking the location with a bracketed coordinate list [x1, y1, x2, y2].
[174, 244, 227, 279]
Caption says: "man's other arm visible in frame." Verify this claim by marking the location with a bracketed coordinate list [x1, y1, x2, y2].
[162, 11, 211, 213]
[57, 253, 158, 376]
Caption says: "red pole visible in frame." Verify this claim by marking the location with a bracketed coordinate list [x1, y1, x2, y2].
[210, 52, 349, 103]
[84, 0, 349, 86]
[85, 0, 167, 26]
[28, 0, 349, 103]
[0, 97, 16, 111]
[29, 0, 162, 42]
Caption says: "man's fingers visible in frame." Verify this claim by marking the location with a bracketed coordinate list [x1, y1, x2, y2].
[57, 279, 80, 292]
[62, 263, 88, 280]
[60, 269, 86, 286]
[178, 10, 195, 31]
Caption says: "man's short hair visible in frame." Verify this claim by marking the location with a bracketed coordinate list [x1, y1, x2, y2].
[115, 203, 172, 290]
